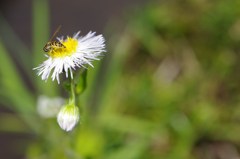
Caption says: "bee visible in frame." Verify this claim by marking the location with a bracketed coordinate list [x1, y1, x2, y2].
[43, 25, 66, 52]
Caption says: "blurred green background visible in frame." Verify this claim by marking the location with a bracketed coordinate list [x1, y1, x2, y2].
[1, 0, 240, 159]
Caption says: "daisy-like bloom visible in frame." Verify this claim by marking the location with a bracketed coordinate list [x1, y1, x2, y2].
[57, 104, 80, 131]
[34, 31, 106, 83]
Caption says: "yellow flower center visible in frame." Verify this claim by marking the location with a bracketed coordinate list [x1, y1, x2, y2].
[48, 37, 78, 58]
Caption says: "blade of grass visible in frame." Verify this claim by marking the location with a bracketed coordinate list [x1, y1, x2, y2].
[0, 40, 39, 131]
[0, 113, 31, 133]
[32, 0, 58, 96]
[104, 139, 148, 159]
[0, 14, 32, 78]
[96, 30, 133, 112]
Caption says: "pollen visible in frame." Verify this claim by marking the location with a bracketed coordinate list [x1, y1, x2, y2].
[48, 37, 78, 58]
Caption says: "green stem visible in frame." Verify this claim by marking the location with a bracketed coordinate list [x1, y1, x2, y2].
[70, 77, 76, 105]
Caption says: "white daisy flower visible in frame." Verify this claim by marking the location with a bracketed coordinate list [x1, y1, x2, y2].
[34, 31, 106, 83]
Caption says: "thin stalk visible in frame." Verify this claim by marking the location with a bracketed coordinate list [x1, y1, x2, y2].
[69, 77, 76, 105]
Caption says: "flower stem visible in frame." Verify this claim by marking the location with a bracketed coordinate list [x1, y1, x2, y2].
[69, 77, 76, 105]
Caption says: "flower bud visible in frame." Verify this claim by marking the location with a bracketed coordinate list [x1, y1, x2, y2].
[57, 104, 80, 131]
[37, 95, 64, 118]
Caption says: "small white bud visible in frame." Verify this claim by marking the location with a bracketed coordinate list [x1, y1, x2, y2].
[57, 104, 80, 131]
[37, 95, 64, 118]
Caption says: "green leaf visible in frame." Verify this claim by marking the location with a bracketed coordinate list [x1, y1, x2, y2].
[75, 69, 87, 95]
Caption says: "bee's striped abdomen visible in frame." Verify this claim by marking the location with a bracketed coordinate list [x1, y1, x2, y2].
[43, 40, 66, 52]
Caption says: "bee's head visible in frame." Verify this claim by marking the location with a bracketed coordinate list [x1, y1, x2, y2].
[43, 42, 51, 52]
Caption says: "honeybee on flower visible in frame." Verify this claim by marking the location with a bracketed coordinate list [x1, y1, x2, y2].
[43, 25, 66, 53]
[34, 27, 106, 83]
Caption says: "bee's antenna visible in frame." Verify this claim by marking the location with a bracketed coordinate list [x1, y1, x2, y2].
[49, 25, 62, 41]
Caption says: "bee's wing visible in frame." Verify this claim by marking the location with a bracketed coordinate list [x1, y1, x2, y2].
[57, 36, 64, 42]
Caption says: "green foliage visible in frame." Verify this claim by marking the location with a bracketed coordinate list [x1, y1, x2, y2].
[1, 0, 240, 159]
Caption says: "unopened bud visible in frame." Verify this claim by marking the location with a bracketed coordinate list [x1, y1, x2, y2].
[37, 95, 64, 118]
[57, 104, 80, 131]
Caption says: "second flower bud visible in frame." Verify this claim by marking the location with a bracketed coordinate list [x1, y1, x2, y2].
[57, 104, 80, 131]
